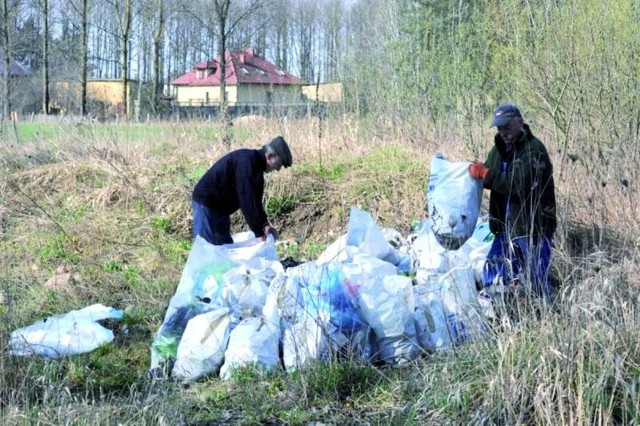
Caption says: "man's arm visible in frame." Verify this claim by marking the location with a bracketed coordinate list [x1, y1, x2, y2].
[235, 171, 270, 237]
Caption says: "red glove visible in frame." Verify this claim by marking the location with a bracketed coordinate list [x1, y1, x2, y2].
[469, 160, 489, 180]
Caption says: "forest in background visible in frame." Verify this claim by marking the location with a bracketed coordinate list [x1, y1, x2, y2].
[0, 0, 639, 138]
[2, 1, 640, 423]
[1, 0, 639, 236]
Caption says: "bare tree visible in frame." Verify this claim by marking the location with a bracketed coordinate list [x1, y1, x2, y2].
[63, 0, 90, 115]
[102, 0, 134, 118]
[291, 0, 318, 83]
[151, 0, 164, 113]
[0, 0, 13, 118]
[38, 0, 49, 114]
[119, 0, 132, 119]
[270, 0, 290, 71]
[79, 0, 88, 115]
[186, 0, 270, 146]
[321, 0, 342, 82]
[211, 0, 232, 144]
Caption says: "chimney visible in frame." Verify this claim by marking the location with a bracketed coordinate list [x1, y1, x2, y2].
[245, 47, 256, 57]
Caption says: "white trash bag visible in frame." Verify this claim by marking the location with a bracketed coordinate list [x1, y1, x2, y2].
[438, 265, 491, 344]
[357, 274, 421, 364]
[9, 303, 124, 358]
[426, 153, 483, 250]
[282, 313, 332, 372]
[219, 316, 281, 380]
[414, 283, 453, 352]
[412, 223, 449, 286]
[150, 234, 278, 373]
[171, 307, 237, 382]
[318, 208, 405, 271]
[219, 293, 282, 380]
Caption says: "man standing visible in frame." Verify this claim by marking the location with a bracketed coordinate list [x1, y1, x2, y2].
[469, 104, 557, 298]
[192, 136, 292, 245]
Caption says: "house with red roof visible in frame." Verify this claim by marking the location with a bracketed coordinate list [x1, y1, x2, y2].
[171, 47, 307, 113]
[0, 49, 36, 114]
[0, 49, 29, 77]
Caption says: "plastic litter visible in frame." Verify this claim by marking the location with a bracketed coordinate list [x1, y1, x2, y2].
[148, 205, 496, 379]
[9, 304, 124, 358]
[426, 153, 483, 249]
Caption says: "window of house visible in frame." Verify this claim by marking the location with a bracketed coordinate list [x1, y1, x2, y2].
[266, 91, 273, 103]
[257, 69, 266, 76]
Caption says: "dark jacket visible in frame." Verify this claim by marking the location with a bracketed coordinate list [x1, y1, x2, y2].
[483, 124, 556, 238]
[192, 148, 269, 237]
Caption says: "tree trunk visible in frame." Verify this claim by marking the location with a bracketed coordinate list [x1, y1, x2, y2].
[41, 0, 49, 115]
[80, 0, 88, 116]
[1, 0, 11, 119]
[152, 0, 164, 114]
[213, 0, 231, 146]
[120, 0, 132, 120]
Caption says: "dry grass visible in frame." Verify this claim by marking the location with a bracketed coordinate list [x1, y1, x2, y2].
[1, 115, 639, 424]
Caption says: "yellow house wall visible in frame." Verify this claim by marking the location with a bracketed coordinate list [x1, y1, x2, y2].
[51, 80, 137, 113]
[302, 83, 343, 103]
[86, 81, 135, 106]
[175, 85, 219, 104]
[236, 85, 302, 104]
[227, 86, 238, 104]
[175, 84, 302, 105]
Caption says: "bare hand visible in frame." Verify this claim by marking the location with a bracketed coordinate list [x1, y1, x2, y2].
[262, 225, 279, 241]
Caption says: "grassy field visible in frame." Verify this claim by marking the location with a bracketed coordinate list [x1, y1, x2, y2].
[1, 115, 639, 425]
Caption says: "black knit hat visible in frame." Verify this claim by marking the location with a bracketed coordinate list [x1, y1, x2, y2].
[266, 136, 292, 168]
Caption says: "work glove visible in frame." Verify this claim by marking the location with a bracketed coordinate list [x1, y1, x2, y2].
[469, 160, 489, 180]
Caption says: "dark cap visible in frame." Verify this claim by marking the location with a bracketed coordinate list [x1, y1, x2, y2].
[491, 104, 522, 127]
[265, 136, 292, 168]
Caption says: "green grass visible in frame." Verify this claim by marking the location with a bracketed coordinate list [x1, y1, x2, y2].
[1, 116, 640, 424]
[294, 160, 348, 181]
[36, 236, 70, 262]
[266, 193, 300, 216]
[12, 122, 61, 141]
[10, 121, 252, 146]
[187, 164, 210, 183]
[277, 240, 326, 261]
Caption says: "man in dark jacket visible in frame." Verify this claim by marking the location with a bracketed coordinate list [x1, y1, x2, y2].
[469, 104, 556, 298]
[192, 136, 292, 245]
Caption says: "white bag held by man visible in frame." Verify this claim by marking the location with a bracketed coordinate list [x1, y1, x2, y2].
[426, 153, 483, 250]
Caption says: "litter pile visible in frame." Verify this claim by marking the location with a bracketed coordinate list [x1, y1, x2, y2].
[148, 205, 495, 382]
[8, 153, 497, 382]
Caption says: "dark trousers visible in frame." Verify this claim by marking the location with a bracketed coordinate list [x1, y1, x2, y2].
[192, 200, 233, 245]
[482, 233, 553, 297]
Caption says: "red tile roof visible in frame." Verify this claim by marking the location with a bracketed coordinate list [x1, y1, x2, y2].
[171, 48, 306, 86]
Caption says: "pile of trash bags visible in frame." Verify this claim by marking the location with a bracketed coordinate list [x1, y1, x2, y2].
[148, 203, 496, 382]
[7, 153, 496, 383]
